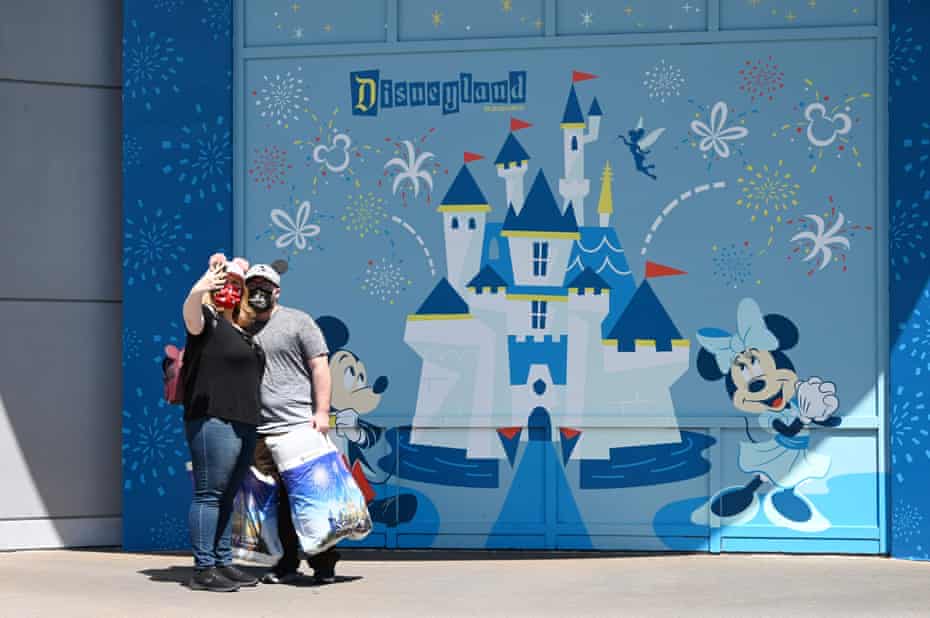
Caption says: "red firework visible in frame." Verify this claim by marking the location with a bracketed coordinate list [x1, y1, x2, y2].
[739, 56, 785, 103]
[248, 146, 292, 190]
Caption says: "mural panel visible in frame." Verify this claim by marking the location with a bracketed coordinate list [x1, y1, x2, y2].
[241, 39, 881, 550]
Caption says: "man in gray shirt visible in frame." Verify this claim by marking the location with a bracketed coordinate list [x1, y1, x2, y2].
[243, 263, 339, 585]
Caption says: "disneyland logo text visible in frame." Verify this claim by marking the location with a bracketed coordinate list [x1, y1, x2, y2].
[350, 70, 527, 116]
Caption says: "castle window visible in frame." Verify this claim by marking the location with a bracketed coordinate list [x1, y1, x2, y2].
[531, 300, 547, 329]
[532, 241, 549, 277]
[451, 216, 459, 230]
[468, 217, 476, 230]
[571, 136, 578, 151]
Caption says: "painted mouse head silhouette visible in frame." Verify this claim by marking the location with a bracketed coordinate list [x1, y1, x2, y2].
[696, 298, 800, 414]
[317, 316, 388, 415]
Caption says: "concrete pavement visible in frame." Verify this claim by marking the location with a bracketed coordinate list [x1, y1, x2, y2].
[0, 549, 929, 617]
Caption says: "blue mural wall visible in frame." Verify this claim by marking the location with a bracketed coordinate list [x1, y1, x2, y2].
[889, 0, 930, 561]
[121, 0, 925, 556]
[122, 0, 233, 550]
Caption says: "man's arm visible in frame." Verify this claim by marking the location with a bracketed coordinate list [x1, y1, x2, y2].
[309, 354, 332, 434]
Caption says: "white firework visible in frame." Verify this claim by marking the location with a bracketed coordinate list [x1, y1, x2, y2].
[255, 72, 309, 127]
[790, 212, 851, 271]
[384, 140, 435, 197]
[643, 59, 685, 103]
[580, 9, 594, 27]
[891, 384, 927, 484]
[361, 258, 410, 304]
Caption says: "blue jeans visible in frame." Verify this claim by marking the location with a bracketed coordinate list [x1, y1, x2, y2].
[185, 417, 257, 569]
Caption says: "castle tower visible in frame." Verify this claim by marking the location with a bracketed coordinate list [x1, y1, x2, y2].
[501, 170, 580, 288]
[438, 164, 491, 295]
[495, 133, 530, 214]
[404, 278, 498, 457]
[558, 87, 602, 227]
[565, 267, 611, 430]
[593, 279, 690, 453]
[465, 265, 513, 433]
[597, 161, 614, 228]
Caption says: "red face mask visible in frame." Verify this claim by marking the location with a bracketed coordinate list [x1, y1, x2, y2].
[213, 282, 242, 309]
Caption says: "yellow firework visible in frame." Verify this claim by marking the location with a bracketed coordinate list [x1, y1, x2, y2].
[432, 10, 442, 28]
[342, 192, 388, 239]
[736, 160, 800, 252]
[501, 0, 512, 13]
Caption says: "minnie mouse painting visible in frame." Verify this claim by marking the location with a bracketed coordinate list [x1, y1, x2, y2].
[696, 298, 841, 532]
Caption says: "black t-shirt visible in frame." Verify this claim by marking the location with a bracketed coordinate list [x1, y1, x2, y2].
[182, 305, 265, 425]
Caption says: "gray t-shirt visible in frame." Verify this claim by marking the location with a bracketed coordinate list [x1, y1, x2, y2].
[249, 306, 329, 435]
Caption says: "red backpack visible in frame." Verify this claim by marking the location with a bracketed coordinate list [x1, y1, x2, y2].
[162, 344, 185, 405]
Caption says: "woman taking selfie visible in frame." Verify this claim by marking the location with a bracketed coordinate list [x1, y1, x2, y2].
[181, 257, 264, 592]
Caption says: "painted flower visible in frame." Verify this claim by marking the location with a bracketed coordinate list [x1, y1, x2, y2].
[690, 101, 749, 159]
[270, 201, 320, 250]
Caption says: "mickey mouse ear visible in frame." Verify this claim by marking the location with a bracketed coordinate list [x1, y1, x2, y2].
[271, 259, 289, 275]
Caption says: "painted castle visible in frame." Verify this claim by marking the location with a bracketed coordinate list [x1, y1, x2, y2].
[404, 77, 689, 460]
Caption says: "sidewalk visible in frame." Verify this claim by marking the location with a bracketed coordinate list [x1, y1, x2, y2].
[1, 549, 928, 617]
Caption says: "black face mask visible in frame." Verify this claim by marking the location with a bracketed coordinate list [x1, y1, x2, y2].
[248, 288, 275, 312]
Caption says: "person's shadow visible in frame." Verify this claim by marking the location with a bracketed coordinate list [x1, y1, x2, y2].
[139, 565, 362, 588]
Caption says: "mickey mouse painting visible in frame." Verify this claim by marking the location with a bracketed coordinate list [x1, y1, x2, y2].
[316, 316, 418, 527]
[696, 298, 841, 531]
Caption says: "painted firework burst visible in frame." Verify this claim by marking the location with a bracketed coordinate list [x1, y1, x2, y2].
[122, 19, 182, 110]
[738, 56, 784, 103]
[643, 59, 684, 103]
[784, 202, 872, 276]
[897, 288, 930, 377]
[201, 0, 231, 39]
[772, 79, 871, 174]
[903, 120, 929, 180]
[123, 200, 191, 289]
[294, 107, 381, 193]
[161, 104, 232, 210]
[894, 499, 925, 545]
[891, 383, 928, 484]
[123, 133, 142, 173]
[890, 199, 928, 281]
[253, 71, 309, 128]
[890, 24, 923, 90]
[342, 192, 388, 238]
[736, 160, 800, 252]
[360, 258, 411, 304]
[149, 513, 189, 550]
[711, 242, 754, 288]
[122, 388, 185, 496]
[122, 328, 143, 366]
[249, 146, 292, 190]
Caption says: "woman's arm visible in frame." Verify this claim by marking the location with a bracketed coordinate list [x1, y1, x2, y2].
[183, 265, 225, 335]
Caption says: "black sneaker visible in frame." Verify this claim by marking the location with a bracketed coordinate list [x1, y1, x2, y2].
[188, 567, 239, 592]
[217, 565, 258, 587]
[260, 570, 301, 585]
[310, 550, 340, 585]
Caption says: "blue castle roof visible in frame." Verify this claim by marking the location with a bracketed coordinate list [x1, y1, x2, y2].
[415, 278, 470, 315]
[588, 97, 602, 117]
[439, 165, 488, 207]
[567, 267, 610, 291]
[605, 281, 682, 352]
[467, 264, 507, 290]
[561, 85, 585, 126]
[494, 133, 530, 166]
[501, 170, 579, 236]
[508, 336, 568, 386]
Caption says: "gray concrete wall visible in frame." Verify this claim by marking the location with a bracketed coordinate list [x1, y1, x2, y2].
[0, 0, 123, 549]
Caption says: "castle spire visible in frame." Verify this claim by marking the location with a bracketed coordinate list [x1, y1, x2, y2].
[597, 161, 614, 228]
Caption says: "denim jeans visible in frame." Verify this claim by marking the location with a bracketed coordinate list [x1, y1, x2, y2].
[185, 416, 257, 569]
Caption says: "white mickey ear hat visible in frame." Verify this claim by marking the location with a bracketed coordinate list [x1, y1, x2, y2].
[225, 260, 246, 281]
[245, 263, 281, 287]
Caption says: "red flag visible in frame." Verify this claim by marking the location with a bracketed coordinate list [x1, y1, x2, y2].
[510, 117, 533, 132]
[645, 261, 687, 279]
[572, 70, 598, 83]
[464, 151, 484, 163]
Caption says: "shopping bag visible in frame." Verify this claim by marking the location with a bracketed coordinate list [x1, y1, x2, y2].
[231, 466, 284, 565]
[266, 426, 372, 556]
